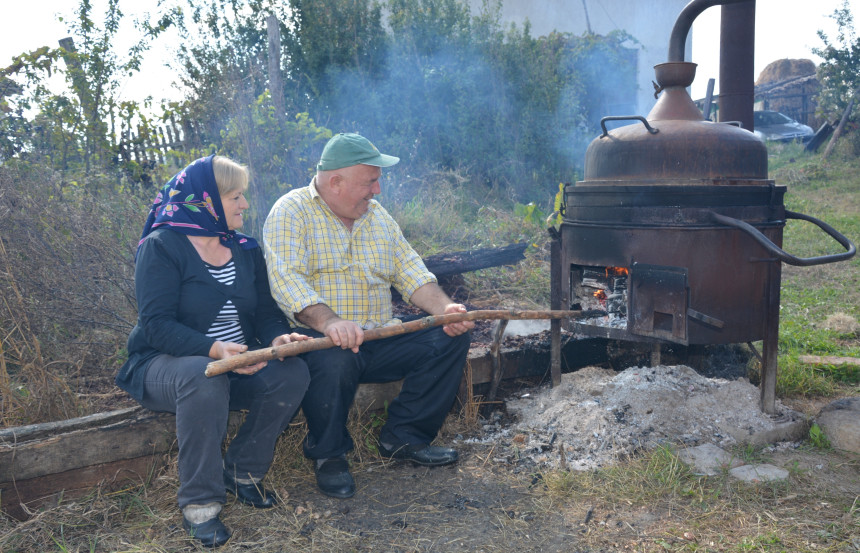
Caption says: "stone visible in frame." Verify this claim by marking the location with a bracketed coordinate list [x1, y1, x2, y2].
[815, 397, 860, 454]
[729, 464, 789, 483]
[677, 443, 743, 475]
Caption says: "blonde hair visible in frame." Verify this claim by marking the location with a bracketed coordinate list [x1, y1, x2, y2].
[212, 156, 249, 196]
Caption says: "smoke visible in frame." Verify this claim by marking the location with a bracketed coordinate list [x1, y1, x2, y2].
[310, 25, 637, 202]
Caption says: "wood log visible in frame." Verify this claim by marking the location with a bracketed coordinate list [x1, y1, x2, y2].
[422, 243, 528, 278]
[0, 406, 177, 520]
[391, 243, 528, 301]
[205, 309, 598, 377]
[798, 355, 860, 367]
[822, 86, 860, 160]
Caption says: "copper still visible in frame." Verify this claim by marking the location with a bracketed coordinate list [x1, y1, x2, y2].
[549, 0, 855, 412]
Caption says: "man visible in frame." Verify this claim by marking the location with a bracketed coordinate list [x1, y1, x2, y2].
[263, 132, 473, 499]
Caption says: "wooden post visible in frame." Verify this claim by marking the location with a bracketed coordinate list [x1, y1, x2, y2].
[170, 114, 185, 151]
[266, 14, 287, 127]
[155, 127, 167, 164]
[550, 231, 563, 387]
[760, 260, 781, 414]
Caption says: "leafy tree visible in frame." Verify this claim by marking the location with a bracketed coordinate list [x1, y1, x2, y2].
[814, 0, 860, 122]
[0, 0, 167, 180]
[0, 48, 64, 162]
[285, 0, 388, 100]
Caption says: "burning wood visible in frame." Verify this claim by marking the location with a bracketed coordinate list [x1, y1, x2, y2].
[575, 265, 629, 328]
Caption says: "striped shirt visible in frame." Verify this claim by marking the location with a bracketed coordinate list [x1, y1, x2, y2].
[204, 260, 246, 344]
[263, 178, 435, 329]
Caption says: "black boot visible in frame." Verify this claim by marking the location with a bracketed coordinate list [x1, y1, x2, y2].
[182, 515, 231, 548]
[224, 471, 279, 508]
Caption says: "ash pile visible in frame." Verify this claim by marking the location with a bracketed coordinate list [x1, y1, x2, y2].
[469, 364, 803, 471]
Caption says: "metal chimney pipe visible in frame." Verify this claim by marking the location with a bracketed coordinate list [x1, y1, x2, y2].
[668, 0, 752, 62]
[718, 1, 756, 131]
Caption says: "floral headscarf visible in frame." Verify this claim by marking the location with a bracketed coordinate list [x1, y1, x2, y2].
[136, 155, 258, 260]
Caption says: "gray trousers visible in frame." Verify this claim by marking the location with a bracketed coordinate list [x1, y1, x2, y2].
[140, 354, 309, 509]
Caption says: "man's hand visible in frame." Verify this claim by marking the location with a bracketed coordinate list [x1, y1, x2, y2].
[296, 303, 364, 353]
[322, 318, 364, 353]
[209, 340, 268, 375]
[441, 303, 474, 337]
[410, 283, 474, 337]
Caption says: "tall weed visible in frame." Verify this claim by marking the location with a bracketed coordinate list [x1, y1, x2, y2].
[0, 163, 146, 425]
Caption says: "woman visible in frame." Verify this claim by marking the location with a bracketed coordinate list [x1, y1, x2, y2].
[116, 155, 309, 548]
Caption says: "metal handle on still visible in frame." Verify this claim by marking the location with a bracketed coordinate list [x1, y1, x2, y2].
[708, 210, 856, 266]
[598, 116, 659, 138]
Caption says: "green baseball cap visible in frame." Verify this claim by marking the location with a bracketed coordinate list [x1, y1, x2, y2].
[317, 133, 400, 171]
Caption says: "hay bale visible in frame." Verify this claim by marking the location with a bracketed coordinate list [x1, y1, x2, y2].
[756, 58, 816, 86]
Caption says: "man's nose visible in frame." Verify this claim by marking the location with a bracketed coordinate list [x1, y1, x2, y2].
[371, 181, 381, 195]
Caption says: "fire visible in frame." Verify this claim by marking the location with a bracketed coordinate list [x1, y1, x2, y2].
[605, 266, 629, 277]
[593, 289, 607, 300]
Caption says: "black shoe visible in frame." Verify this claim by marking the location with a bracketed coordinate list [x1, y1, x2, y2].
[224, 472, 279, 509]
[378, 443, 459, 467]
[182, 515, 231, 548]
[314, 457, 355, 498]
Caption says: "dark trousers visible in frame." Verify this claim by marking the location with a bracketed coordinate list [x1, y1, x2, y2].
[299, 322, 471, 460]
[140, 354, 309, 509]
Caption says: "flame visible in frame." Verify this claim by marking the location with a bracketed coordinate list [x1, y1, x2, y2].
[605, 266, 629, 277]
[593, 289, 607, 300]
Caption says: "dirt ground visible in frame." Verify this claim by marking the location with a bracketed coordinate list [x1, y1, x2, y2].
[3, 350, 859, 552]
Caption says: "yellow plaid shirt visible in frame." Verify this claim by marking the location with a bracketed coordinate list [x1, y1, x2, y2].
[263, 178, 436, 329]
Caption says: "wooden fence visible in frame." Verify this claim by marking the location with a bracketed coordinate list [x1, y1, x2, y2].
[114, 114, 198, 166]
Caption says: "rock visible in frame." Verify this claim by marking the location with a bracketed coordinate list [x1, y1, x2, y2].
[815, 397, 860, 454]
[677, 443, 743, 475]
[729, 464, 789, 483]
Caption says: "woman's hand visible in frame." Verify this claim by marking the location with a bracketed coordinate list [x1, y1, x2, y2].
[271, 332, 311, 360]
[271, 332, 312, 348]
[209, 340, 268, 375]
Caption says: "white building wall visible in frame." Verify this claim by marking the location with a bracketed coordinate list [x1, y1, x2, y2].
[469, 0, 693, 115]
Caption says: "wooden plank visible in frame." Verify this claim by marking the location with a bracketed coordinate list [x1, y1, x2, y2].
[0, 406, 143, 444]
[1, 455, 165, 521]
[798, 355, 860, 367]
[0, 411, 176, 482]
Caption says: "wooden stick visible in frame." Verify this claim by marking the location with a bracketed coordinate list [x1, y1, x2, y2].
[204, 309, 599, 377]
[798, 355, 860, 367]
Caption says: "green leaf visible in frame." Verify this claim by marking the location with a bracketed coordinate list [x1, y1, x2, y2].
[185, 194, 195, 201]
[186, 205, 200, 212]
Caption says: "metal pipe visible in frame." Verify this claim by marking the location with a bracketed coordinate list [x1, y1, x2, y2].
[719, 1, 756, 128]
[668, 0, 753, 62]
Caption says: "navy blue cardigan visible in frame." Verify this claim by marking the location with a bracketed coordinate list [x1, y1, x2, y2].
[116, 228, 292, 401]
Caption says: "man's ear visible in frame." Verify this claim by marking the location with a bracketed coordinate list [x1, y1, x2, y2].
[328, 173, 343, 194]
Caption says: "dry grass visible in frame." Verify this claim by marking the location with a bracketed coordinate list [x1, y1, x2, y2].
[2, 424, 858, 552]
[0, 163, 144, 426]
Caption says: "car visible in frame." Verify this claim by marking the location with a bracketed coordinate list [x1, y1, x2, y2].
[753, 110, 815, 142]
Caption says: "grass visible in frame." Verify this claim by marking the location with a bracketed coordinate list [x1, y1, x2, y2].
[537, 443, 858, 553]
[763, 140, 860, 399]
